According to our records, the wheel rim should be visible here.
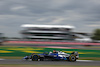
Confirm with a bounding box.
[71,56,75,61]
[32,55,38,61]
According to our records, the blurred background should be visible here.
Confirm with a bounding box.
[0,0,100,67]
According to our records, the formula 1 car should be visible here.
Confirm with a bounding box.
[22,51,79,62]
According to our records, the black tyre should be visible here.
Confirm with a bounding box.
[69,54,76,62]
[0,42,2,45]
[32,55,39,61]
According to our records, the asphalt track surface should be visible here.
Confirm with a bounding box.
[0,59,100,65]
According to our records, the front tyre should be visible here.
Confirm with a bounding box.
[32,55,39,61]
[69,54,76,62]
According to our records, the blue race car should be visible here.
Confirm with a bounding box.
[22,51,79,62]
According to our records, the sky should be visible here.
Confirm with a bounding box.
[0,0,100,37]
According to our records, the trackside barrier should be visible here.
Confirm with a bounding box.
[6,41,100,45]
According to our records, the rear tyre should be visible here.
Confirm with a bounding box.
[69,54,76,62]
[0,42,2,45]
[32,55,39,61]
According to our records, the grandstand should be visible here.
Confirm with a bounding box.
[20,24,75,41]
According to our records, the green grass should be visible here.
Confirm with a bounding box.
[0,46,100,58]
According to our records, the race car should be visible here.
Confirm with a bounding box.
[22,51,79,62]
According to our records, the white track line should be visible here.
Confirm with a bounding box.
[77,60,93,62]
[0,59,5,60]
